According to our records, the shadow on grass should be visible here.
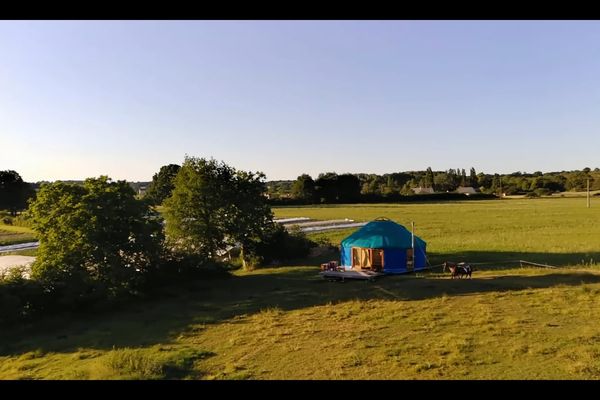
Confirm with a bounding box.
[2,250,600,358]
[427,250,600,269]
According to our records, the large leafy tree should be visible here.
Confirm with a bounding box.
[291,174,316,203]
[0,170,35,216]
[336,174,361,203]
[315,173,339,203]
[145,164,181,205]
[566,171,592,191]
[164,157,273,268]
[28,177,164,294]
[224,170,273,269]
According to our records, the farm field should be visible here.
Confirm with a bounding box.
[0,224,36,246]
[2,198,600,379]
[274,198,600,267]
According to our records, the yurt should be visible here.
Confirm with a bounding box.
[339,218,427,274]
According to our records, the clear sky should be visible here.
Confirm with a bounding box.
[1,20,600,182]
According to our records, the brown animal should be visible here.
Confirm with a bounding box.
[443,261,473,279]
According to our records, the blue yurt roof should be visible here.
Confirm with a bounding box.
[341,219,426,249]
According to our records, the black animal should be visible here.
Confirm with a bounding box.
[443,261,473,279]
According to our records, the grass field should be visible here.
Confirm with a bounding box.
[274,198,600,267]
[2,198,600,379]
[0,224,36,246]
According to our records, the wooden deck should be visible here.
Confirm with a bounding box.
[319,269,384,281]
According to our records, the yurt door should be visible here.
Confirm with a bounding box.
[371,249,384,272]
[351,247,370,270]
[406,248,414,272]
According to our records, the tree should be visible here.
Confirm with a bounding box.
[424,167,435,189]
[144,164,181,205]
[566,171,590,191]
[491,174,502,196]
[0,170,35,216]
[433,172,453,192]
[164,157,273,269]
[337,174,361,203]
[28,177,164,294]
[223,170,274,269]
[291,174,316,203]
[477,173,492,190]
[469,168,477,187]
[315,173,339,203]
[164,158,233,259]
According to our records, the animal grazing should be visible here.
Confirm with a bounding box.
[443,261,473,279]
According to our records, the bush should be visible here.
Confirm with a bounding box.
[534,188,552,196]
[146,251,230,289]
[0,270,47,325]
[251,223,316,266]
[2,217,12,225]
[525,191,540,198]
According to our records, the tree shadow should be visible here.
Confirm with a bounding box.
[2,250,600,359]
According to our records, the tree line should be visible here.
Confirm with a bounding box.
[266,167,600,203]
[3,167,599,218]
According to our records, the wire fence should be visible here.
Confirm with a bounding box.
[423,259,560,271]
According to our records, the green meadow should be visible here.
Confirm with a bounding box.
[2,197,600,379]
[275,198,600,267]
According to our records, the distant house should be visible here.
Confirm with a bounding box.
[456,186,478,195]
[138,186,147,196]
[412,187,435,194]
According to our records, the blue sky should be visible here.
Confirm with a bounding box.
[1,20,600,182]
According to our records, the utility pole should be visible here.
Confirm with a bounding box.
[411,221,415,271]
[411,221,415,253]
[587,178,591,208]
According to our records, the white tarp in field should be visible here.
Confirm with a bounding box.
[0,242,39,254]
[284,219,355,228]
[274,217,312,224]
[300,222,367,233]
[275,217,366,233]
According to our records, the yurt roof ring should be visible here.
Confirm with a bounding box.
[374,217,391,221]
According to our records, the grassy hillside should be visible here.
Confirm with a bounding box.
[2,265,600,379]
[2,198,600,379]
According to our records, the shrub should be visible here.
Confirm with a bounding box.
[146,251,230,289]
[0,270,47,325]
[250,223,315,266]
[534,188,552,196]
[2,217,13,225]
